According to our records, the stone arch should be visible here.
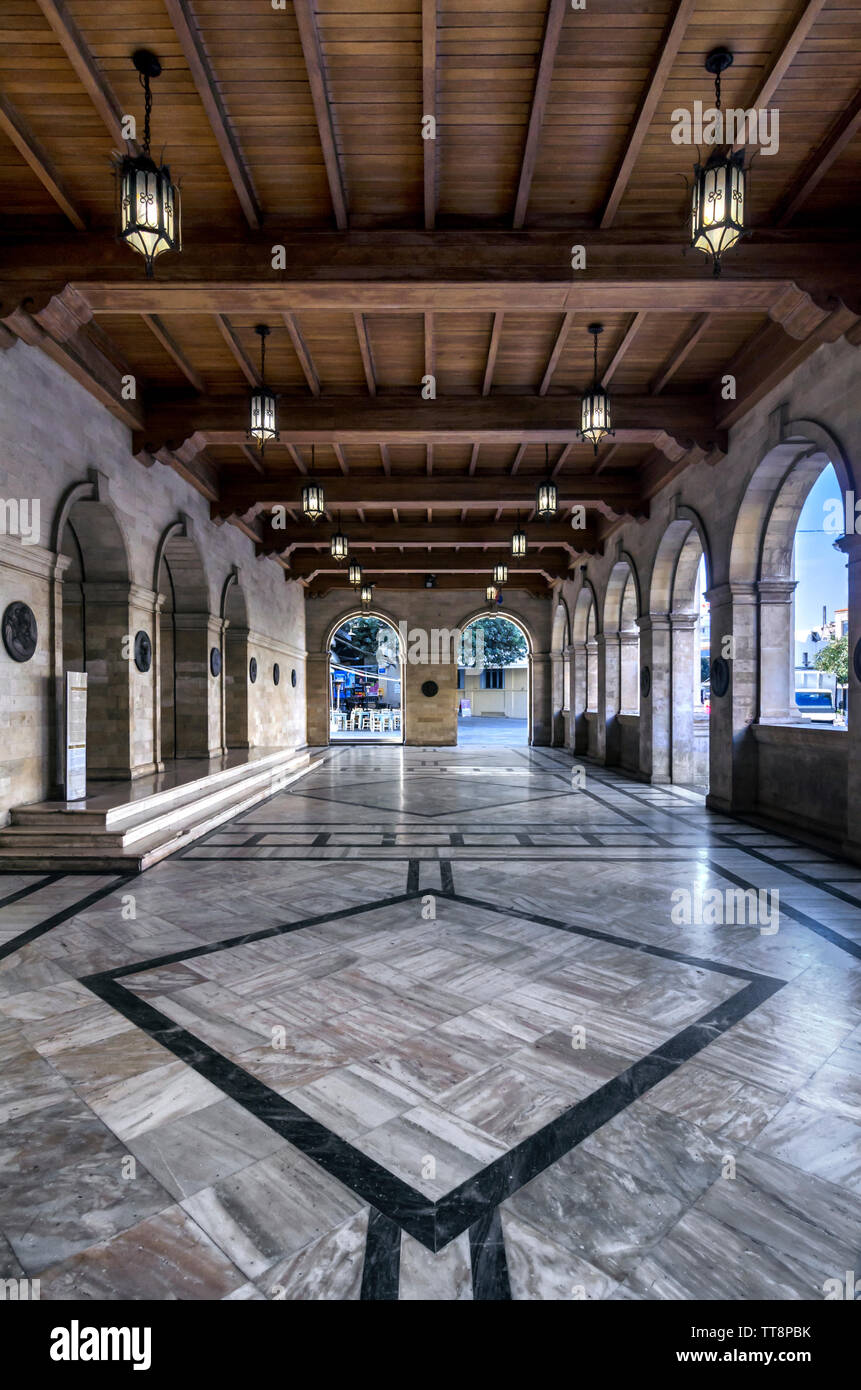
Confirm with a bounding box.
[155,520,214,760]
[600,556,641,765]
[549,598,571,745]
[222,567,250,750]
[456,606,536,743]
[570,581,598,755]
[55,479,137,781]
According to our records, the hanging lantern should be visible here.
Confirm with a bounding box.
[511,512,527,559]
[536,445,558,520]
[301,445,325,523]
[579,323,613,454]
[116,51,181,278]
[348,560,363,588]
[485,584,499,604]
[248,325,278,453]
[360,584,374,607]
[690,49,747,277]
[330,513,349,561]
[493,563,508,585]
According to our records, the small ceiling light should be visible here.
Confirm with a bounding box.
[691,49,746,277]
[301,445,325,523]
[579,324,613,455]
[536,444,558,521]
[493,563,508,585]
[424,574,437,589]
[248,325,278,453]
[348,560,363,588]
[116,50,181,278]
[360,583,374,608]
[511,512,527,559]
[330,512,349,561]
[485,584,499,605]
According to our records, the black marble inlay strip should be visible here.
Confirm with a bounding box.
[717,837,861,911]
[469,1208,511,1301]
[381,832,396,847]
[0,873,63,910]
[440,860,454,895]
[515,833,533,846]
[449,833,464,847]
[361,1209,401,1301]
[0,876,128,963]
[406,860,420,893]
[242,833,266,847]
[705,859,861,961]
[312,832,331,847]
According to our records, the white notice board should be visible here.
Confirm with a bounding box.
[65,671,87,801]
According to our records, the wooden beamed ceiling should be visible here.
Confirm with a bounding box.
[1,0,861,592]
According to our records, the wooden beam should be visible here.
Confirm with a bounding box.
[551,443,573,478]
[216,473,642,514]
[422,0,437,231]
[293,0,348,230]
[0,92,86,230]
[283,312,321,395]
[289,551,572,579]
[379,444,391,475]
[34,0,134,152]
[162,0,261,229]
[426,443,434,477]
[777,87,861,225]
[214,314,259,386]
[513,0,567,228]
[601,312,647,386]
[425,310,435,387]
[482,312,504,396]
[735,0,828,146]
[510,444,528,476]
[468,443,480,476]
[240,443,266,477]
[142,314,206,393]
[650,314,711,394]
[600,0,697,228]
[539,312,573,395]
[354,313,376,395]
[333,444,349,475]
[260,520,587,549]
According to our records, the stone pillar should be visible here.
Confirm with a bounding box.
[619,630,639,712]
[670,611,698,786]
[550,652,565,745]
[586,636,599,758]
[570,640,587,753]
[224,621,251,750]
[706,581,758,814]
[305,651,330,746]
[838,534,861,862]
[638,613,670,783]
[561,643,575,749]
[80,581,135,780]
[598,633,620,764]
[758,578,797,723]
[530,650,552,745]
[172,612,222,759]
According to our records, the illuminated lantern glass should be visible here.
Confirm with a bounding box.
[691,150,746,277]
[360,584,373,607]
[330,530,349,561]
[492,563,508,585]
[485,584,499,604]
[348,560,363,588]
[511,527,527,558]
[248,385,278,450]
[116,52,180,277]
[302,481,325,523]
[536,479,558,520]
[578,323,613,455]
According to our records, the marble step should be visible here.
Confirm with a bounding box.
[0,749,324,873]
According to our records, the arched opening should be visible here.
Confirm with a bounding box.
[602,558,640,767]
[793,462,848,725]
[550,600,570,746]
[328,613,404,743]
[157,532,212,760]
[223,576,250,749]
[457,612,530,745]
[59,498,133,780]
[571,583,597,757]
[647,514,711,789]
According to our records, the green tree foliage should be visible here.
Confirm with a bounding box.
[814,634,849,685]
[462,617,528,667]
[331,617,387,667]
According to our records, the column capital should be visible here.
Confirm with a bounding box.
[756,578,797,603]
[637,612,670,633]
[669,610,699,630]
[705,581,756,607]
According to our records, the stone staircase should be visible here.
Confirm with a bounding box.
[0,746,324,873]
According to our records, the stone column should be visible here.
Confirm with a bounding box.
[598,633,620,764]
[619,630,640,712]
[305,652,330,746]
[172,612,222,759]
[80,581,135,780]
[586,636,599,758]
[561,643,575,749]
[670,611,698,786]
[758,578,797,723]
[570,640,587,753]
[550,652,564,745]
[638,613,670,783]
[224,621,251,751]
[706,581,758,814]
[838,534,861,862]
[530,650,552,745]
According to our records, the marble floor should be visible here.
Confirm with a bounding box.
[1,742,860,1300]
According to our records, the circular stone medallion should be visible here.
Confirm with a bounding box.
[249,657,258,683]
[273,663,281,686]
[640,665,651,700]
[421,679,439,698]
[210,647,222,678]
[710,656,731,698]
[2,602,38,663]
[133,630,152,673]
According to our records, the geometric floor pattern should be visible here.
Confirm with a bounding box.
[1,743,860,1299]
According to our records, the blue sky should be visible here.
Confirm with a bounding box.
[794,463,848,637]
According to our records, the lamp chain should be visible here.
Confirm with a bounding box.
[140,72,152,156]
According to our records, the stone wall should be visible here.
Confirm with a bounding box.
[0,339,306,822]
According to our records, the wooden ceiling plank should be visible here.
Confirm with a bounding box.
[777,88,861,226]
[142,313,206,394]
[650,314,712,394]
[513,0,567,229]
[0,93,86,230]
[600,0,697,229]
[283,312,321,396]
[509,444,528,476]
[34,0,135,152]
[162,0,261,229]
[601,312,647,387]
[736,0,828,143]
[333,444,349,476]
[422,0,437,231]
[293,0,348,230]
[539,312,574,396]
